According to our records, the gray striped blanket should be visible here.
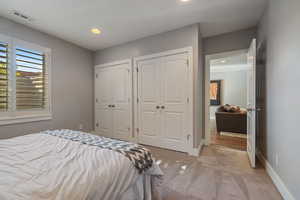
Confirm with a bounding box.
[44,129,153,174]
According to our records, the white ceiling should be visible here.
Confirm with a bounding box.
[0,0,267,51]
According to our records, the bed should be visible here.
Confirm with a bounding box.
[0,129,163,200]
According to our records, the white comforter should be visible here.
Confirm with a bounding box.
[0,133,162,200]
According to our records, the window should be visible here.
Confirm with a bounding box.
[0,34,51,125]
[0,41,8,112]
[16,47,46,110]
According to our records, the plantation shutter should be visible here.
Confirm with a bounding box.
[15,47,46,110]
[0,42,8,112]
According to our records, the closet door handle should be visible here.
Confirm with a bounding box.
[111,105,115,108]
[108,105,111,108]
[161,106,165,109]
[156,106,160,109]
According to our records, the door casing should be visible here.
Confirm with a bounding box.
[204,49,249,146]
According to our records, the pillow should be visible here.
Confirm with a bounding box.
[222,104,240,112]
[230,105,241,112]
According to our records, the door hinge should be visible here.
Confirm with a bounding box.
[187,97,189,103]
[186,59,189,66]
[187,134,191,141]
[137,98,139,103]
[136,128,139,133]
[96,122,99,127]
[95,74,98,78]
[96,98,98,103]
[136,67,139,73]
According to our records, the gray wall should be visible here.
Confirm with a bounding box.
[94,24,200,67]
[257,0,300,199]
[203,27,257,55]
[94,24,204,147]
[0,17,94,139]
[210,70,248,118]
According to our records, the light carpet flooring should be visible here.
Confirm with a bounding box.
[148,145,282,200]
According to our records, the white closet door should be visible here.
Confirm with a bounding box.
[160,54,189,152]
[137,53,189,152]
[95,67,113,137]
[112,64,132,141]
[138,59,162,146]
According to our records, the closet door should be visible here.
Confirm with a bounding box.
[160,54,189,152]
[95,67,114,137]
[138,59,162,146]
[136,53,190,152]
[112,64,132,141]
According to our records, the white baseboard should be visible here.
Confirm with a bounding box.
[257,152,295,200]
[189,140,204,156]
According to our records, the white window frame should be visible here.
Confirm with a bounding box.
[0,34,52,125]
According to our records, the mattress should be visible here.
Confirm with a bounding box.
[0,130,162,200]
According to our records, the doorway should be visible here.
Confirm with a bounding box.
[205,39,259,168]
[205,50,249,151]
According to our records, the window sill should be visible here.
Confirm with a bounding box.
[0,114,52,126]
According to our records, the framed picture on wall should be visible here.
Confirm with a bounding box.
[210,80,221,106]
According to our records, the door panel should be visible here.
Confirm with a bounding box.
[164,112,183,140]
[138,59,162,146]
[163,56,187,103]
[95,68,112,109]
[95,108,112,137]
[247,39,257,168]
[161,54,188,152]
[113,108,131,140]
[112,64,132,141]
[140,62,159,103]
[141,111,159,137]
[95,67,113,137]
[114,64,130,103]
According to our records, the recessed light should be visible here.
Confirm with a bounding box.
[91,28,101,35]
[181,0,191,2]
[221,60,227,63]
